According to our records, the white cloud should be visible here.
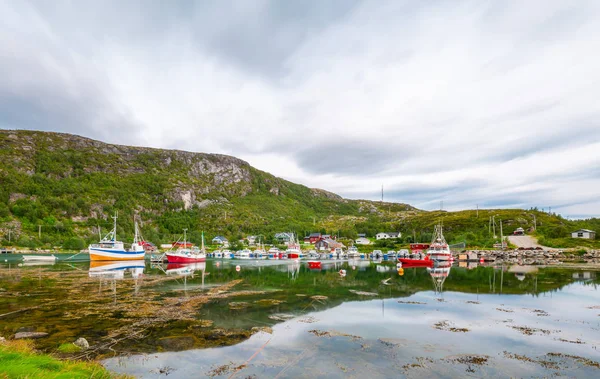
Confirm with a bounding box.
[1,0,599,217]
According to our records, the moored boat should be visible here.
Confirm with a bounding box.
[22,255,57,262]
[426,225,452,261]
[166,229,206,263]
[88,213,145,261]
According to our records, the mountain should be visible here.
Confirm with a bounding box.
[0,130,418,248]
[1,130,598,250]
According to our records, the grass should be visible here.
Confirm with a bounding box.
[0,340,130,379]
[56,343,81,354]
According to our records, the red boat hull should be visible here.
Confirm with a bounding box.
[307,261,321,269]
[166,254,206,263]
[398,258,433,267]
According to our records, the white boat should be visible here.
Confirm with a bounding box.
[306,250,320,259]
[347,246,360,259]
[22,255,57,262]
[267,247,280,259]
[427,260,452,293]
[166,230,206,263]
[372,250,384,260]
[426,225,452,261]
[213,250,224,259]
[253,239,268,259]
[88,213,145,261]
[236,249,252,259]
[222,249,234,259]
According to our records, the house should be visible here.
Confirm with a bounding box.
[172,241,193,248]
[304,233,322,244]
[246,235,257,246]
[355,237,371,245]
[357,233,367,238]
[376,232,401,240]
[315,238,345,251]
[212,236,228,245]
[571,229,596,239]
[513,227,525,235]
[275,232,294,243]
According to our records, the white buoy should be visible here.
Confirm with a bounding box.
[396,262,403,270]
[339,269,346,277]
[236,265,241,272]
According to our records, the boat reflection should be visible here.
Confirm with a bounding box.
[165,262,206,276]
[427,260,452,294]
[89,260,145,279]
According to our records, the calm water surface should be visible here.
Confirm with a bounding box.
[1,256,599,378]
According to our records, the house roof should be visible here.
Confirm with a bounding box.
[357,233,366,237]
[212,236,228,241]
[308,233,321,237]
[573,229,595,233]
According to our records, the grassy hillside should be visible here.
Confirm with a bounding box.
[0,130,598,250]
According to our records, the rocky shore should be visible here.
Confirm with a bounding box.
[456,249,600,265]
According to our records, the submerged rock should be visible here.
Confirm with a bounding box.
[74,337,89,350]
[158,336,194,351]
[14,332,48,339]
[251,326,273,334]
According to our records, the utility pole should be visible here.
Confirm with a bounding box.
[493,216,496,238]
[381,185,383,203]
[38,225,41,239]
[549,206,551,215]
[500,219,503,249]
[476,205,479,217]
[533,214,536,231]
[489,216,491,234]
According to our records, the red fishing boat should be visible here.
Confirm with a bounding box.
[166,229,206,263]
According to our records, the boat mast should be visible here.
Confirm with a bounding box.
[183,228,188,248]
[112,212,118,241]
[201,231,205,252]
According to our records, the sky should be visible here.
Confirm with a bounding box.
[1,0,599,218]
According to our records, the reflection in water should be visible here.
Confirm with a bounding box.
[427,260,451,294]
[2,258,600,378]
[89,260,145,298]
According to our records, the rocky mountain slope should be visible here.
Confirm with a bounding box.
[0,130,418,247]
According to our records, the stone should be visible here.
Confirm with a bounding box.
[14,332,48,339]
[0,337,6,343]
[74,337,89,350]
[158,336,194,351]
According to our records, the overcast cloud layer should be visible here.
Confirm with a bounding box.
[1,0,599,218]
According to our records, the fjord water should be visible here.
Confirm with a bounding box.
[1,257,599,378]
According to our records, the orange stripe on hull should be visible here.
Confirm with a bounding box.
[89,253,145,261]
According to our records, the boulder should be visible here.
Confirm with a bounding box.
[74,337,89,350]
[14,332,48,339]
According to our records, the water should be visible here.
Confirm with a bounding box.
[1,256,599,378]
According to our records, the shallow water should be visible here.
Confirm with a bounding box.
[1,256,599,378]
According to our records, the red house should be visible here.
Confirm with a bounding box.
[306,233,322,244]
[172,241,194,248]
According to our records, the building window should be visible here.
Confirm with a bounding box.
[577,233,583,237]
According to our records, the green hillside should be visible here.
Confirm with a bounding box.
[0,130,598,250]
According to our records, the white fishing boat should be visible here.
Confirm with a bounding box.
[426,225,452,261]
[22,255,57,262]
[213,250,224,259]
[165,262,206,276]
[88,213,145,261]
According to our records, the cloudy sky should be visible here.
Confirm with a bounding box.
[1,0,599,217]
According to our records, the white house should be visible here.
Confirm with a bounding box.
[246,235,257,246]
[212,236,229,245]
[355,237,371,245]
[571,229,596,239]
[376,232,401,240]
